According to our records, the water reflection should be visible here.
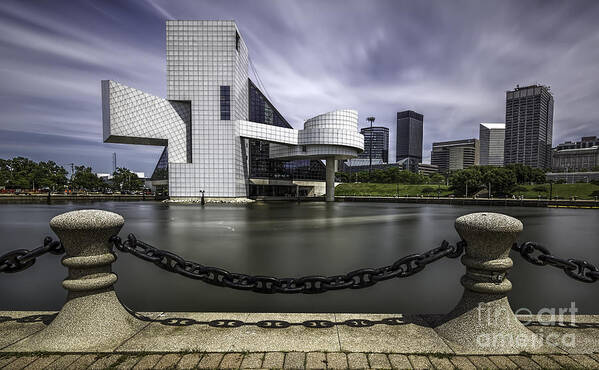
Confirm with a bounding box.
[0,201,598,314]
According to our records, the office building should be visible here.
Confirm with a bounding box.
[359,126,389,163]
[431,139,480,173]
[396,110,423,171]
[101,20,364,201]
[504,84,554,168]
[479,123,505,166]
[552,141,599,172]
[417,163,439,175]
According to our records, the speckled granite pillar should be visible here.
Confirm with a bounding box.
[435,212,553,354]
[10,210,144,352]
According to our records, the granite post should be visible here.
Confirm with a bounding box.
[435,212,552,353]
[10,210,144,352]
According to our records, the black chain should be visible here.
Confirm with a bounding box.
[0,237,64,273]
[110,234,465,294]
[513,242,599,283]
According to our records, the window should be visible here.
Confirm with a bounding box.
[235,31,240,52]
[220,85,230,120]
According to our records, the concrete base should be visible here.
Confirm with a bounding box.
[7,291,145,352]
[435,291,558,354]
[167,197,256,204]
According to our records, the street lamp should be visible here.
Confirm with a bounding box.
[366,116,375,177]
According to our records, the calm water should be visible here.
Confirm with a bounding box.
[1,201,598,314]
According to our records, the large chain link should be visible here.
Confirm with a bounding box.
[0,237,64,273]
[513,242,599,283]
[110,234,465,294]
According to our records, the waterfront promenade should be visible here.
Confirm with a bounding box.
[2,311,599,369]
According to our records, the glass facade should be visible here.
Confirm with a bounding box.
[247,79,325,181]
[220,85,230,120]
[151,147,169,180]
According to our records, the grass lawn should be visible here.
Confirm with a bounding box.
[512,183,599,200]
[335,183,452,197]
[335,182,599,200]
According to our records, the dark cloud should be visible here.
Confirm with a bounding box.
[0,0,598,170]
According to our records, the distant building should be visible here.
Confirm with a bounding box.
[552,146,599,172]
[417,163,439,175]
[359,126,389,163]
[555,136,599,150]
[396,110,423,171]
[431,139,480,173]
[479,123,505,166]
[504,84,554,168]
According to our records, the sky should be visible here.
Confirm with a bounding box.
[1,0,598,175]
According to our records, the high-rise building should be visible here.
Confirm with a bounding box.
[359,126,389,163]
[396,110,423,171]
[431,139,480,173]
[504,84,554,168]
[479,123,505,166]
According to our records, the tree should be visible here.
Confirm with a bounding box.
[481,167,517,195]
[112,168,143,191]
[428,173,445,185]
[449,167,484,196]
[71,166,105,191]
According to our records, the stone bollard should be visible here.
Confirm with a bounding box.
[435,212,553,354]
[11,210,144,352]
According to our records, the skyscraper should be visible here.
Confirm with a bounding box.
[396,110,423,171]
[504,84,554,168]
[431,139,480,173]
[359,126,389,163]
[479,123,505,166]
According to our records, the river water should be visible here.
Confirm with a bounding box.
[1,201,598,314]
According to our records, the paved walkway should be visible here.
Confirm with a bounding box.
[2,311,599,369]
[3,351,599,369]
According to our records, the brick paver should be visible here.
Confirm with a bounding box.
[570,354,599,368]
[327,352,348,369]
[177,353,203,369]
[114,355,142,369]
[306,352,326,369]
[220,353,244,369]
[240,352,264,369]
[154,353,182,369]
[467,355,498,369]
[427,356,454,370]
[2,355,38,370]
[198,353,224,369]
[284,351,306,369]
[368,353,391,369]
[488,355,518,369]
[262,352,285,368]
[508,355,541,369]
[449,356,476,370]
[529,354,561,369]
[89,354,124,369]
[67,353,101,369]
[45,354,82,370]
[23,354,60,370]
[407,355,431,369]
[348,353,370,369]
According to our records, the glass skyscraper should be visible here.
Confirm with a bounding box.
[359,126,389,163]
[396,110,423,172]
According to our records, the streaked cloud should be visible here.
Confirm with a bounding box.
[0,0,598,171]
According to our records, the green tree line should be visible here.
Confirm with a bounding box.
[336,167,445,185]
[0,157,144,192]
